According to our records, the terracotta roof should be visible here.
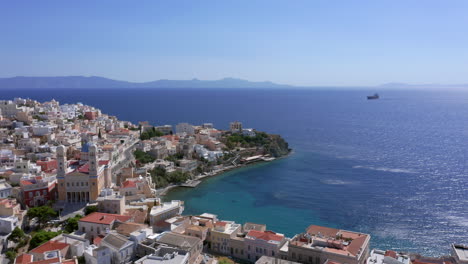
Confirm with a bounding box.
[60,260,77,264]
[306,225,339,237]
[75,160,108,174]
[79,212,131,225]
[346,235,368,256]
[15,253,33,264]
[122,180,136,188]
[385,250,398,258]
[124,208,147,224]
[215,221,227,227]
[93,235,104,245]
[115,222,146,236]
[77,163,90,173]
[21,180,33,185]
[325,260,343,264]
[247,230,284,242]
[32,257,62,264]
[30,240,69,254]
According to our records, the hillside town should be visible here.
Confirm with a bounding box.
[0,98,465,264]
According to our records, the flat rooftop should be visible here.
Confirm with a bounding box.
[453,244,468,261]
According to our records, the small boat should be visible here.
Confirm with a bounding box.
[367,93,379,100]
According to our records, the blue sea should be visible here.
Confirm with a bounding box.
[2,88,468,256]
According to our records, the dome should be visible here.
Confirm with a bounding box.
[81,142,93,153]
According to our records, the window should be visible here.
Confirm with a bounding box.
[82,227,85,232]
[292,253,296,259]
[29,192,33,198]
[67,183,70,187]
[248,245,251,251]
[272,251,275,256]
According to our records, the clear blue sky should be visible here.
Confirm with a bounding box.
[1,0,468,86]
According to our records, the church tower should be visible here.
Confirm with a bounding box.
[57,145,67,201]
[89,144,98,176]
[88,144,101,201]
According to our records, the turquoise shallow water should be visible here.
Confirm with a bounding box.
[2,88,468,256]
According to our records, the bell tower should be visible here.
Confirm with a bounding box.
[89,144,98,176]
[57,145,67,201]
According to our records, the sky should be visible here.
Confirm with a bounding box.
[1,0,468,86]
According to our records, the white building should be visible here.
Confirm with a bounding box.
[134,246,189,264]
[176,123,195,136]
[0,180,12,199]
[242,128,256,137]
[367,249,411,264]
[0,215,19,234]
[150,200,184,227]
[245,230,286,262]
[84,244,112,264]
[452,244,468,264]
[0,100,22,118]
[100,233,135,264]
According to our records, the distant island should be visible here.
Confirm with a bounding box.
[0,76,293,89]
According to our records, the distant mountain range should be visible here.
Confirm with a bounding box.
[0,76,293,89]
[1,76,467,89]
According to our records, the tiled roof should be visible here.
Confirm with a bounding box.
[93,235,104,245]
[247,230,284,242]
[215,221,227,227]
[306,225,339,237]
[74,160,109,174]
[31,257,61,264]
[385,250,398,258]
[21,180,33,185]
[115,222,146,236]
[122,180,136,188]
[15,253,33,264]
[30,240,69,254]
[79,212,131,225]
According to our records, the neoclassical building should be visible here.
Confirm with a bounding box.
[57,143,111,203]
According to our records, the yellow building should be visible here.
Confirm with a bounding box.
[57,143,111,203]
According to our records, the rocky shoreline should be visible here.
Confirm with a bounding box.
[157,150,293,197]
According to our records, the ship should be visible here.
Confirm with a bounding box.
[367,93,379,100]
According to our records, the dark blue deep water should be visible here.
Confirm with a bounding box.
[2,88,467,256]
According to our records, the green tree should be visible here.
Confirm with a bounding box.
[133,150,156,164]
[29,230,60,249]
[27,206,58,227]
[8,227,25,243]
[64,214,82,233]
[5,250,16,262]
[84,205,98,215]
